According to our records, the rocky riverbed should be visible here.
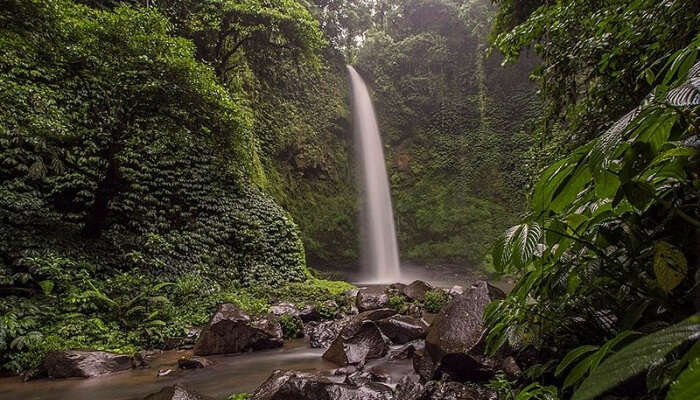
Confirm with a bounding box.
[1,279,521,400]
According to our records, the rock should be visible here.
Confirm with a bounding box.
[447,286,464,296]
[332,365,359,376]
[344,369,390,386]
[413,349,438,382]
[402,280,434,301]
[422,281,506,382]
[270,302,299,317]
[375,315,429,344]
[356,291,389,312]
[178,356,212,369]
[322,321,388,365]
[42,351,133,379]
[143,384,213,400]
[388,340,425,361]
[423,381,498,400]
[501,356,521,379]
[395,376,424,400]
[249,370,394,400]
[306,317,351,349]
[298,304,322,322]
[193,304,283,356]
[385,283,407,297]
[405,303,423,319]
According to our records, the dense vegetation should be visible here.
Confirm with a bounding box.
[485,1,699,399]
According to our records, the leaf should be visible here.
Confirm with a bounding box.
[592,168,620,199]
[572,315,700,400]
[653,241,688,293]
[667,357,700,400]
[38,280,54,296]
[556,345,599,377]
[622,181,655,211]
[564,352,596,389]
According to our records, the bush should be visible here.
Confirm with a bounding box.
[388,295,409,313]
[423,290,450,313]
[279,314,304,339]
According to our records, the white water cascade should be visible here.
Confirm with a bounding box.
[347,65,401,283]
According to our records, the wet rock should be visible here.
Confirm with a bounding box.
[405,303,423,319]
[375,314,429,344]
[423,381,498,400]
[388,340,425,361]
[344,369,390,386]
[501,356,521,379]
[178,356,212,369]
[402,280,434,301]
[306,317,352,349]
[250,370,394,400]
[299,304,322,322]
[447,286,464,296]
[193,304,283,356]
[385,283,407,297]
[423,281,506,382]
[413,349,438,382]
[395,376,424,400]
[42,351,133,378]
[322,321,388,365]
[332,365,359,376]
[270,302,299,317]
[143,384,213,400]
[356,291,389,312]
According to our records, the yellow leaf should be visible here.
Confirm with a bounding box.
[653,241,687,293]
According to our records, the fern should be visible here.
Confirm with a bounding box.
[572,315,700,400]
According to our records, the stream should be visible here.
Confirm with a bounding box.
[0,339,336,400]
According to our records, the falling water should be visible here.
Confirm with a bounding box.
[347,65,401,283]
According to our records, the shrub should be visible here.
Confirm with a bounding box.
[388,295,409,313]
[279,314,304,339]
[423,290,450,313]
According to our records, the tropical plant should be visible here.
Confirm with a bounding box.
[487,35,700,399]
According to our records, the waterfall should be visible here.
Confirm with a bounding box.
[347,65,401,283]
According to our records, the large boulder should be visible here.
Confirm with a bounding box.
[375,315,428,344]
[193,304,283,356]
[322,321,388,365]
[250,370,394,400]
[143,385,213,400]
[402,280,434,301]
[42,351,133,378]
[422,281,505,382]
[306,309,396,349]
[356,291,389,312]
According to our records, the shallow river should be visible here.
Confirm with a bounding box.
[0,339,337,400]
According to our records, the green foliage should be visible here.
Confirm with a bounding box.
[388,294,408,313]
[487,26,700,400]
[227,393,250,400]
[571,316,700,400]
[279,314,304,339]
[423,289,449,313]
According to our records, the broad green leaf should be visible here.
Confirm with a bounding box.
[556,345,599,377]
[649,147,698,167]
[564,352,596,389]
[592,168,620,198]
[667,357,700,400]
[654,241,688,293]
[572,315,700,400]
[621,181,655,211]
